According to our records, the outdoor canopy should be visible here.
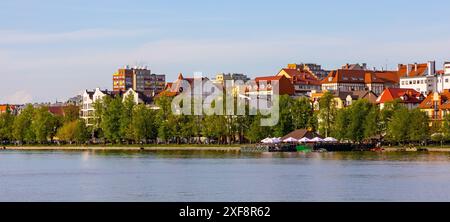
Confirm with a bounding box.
[310,137,324,142]
[283,137,298,143]
[298,137,311,143]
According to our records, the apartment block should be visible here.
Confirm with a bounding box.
[113,65,166,97]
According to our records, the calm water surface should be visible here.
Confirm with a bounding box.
[1,150,450,202]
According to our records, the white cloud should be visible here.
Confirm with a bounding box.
[0,28,152,44]
[2,90,33,104]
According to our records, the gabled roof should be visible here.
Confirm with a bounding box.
[419,90,450,110]
[48,106,65,116]
[376,88,423,104]
[322,69,401,85]
[278,69,321,85]
[281,129,321,140]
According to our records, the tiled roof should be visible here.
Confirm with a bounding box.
[398,63,428,77]
[321,69,401,85]
[419,90,450,109]
[48,106,65,116]
[376,88,423,104]
[279,69,321,85]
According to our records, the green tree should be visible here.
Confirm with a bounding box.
[380,99,402,137]
[442,114,450,141]
[347,100,372,142]
[386,107,410,145]
[202,114,227,144]
[408,109,430,144]
[271,95,294,137]
[62,105,80,123]
[120,95,135,142]
[32,107,59,144]
[364,105,380,140]
[13,105,35,144]
[332,108,350,140]
[132,105,158,143]
[0,105,15,142]
[246,114,271,143]
[101,96,124,143]
[74,119,89,144]
[292,97,316,130]
[318,91,337,137]
[57,121,77,143]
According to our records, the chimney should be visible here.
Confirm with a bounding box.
[398,64,403,71]
[428,61,436,76]
[362,63,367,70]
[414,63,418,72]
[406,64,412,77]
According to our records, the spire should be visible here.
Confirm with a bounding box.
[178,73,184,80]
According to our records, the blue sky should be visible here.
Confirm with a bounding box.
[1,0,450,103]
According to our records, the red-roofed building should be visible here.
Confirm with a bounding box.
[376,88,424,110]
[47,106,65,116]
[321,68,400,95]
[277,67,321,95]
[246,75,295,96]
[0,105,18,115]
[398,61,438,95]
[156,73,212,98]
[419,90,450,122]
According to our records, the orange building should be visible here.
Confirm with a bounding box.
[419,90,450,122]
[376,88,424,110]
[246,75,295,96]
[321,69,400,95]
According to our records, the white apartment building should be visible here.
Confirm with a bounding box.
[399,61,438,95]
[81,88,110,126]
[81,88,152,126]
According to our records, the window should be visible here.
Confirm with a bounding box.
[446,79,449,83]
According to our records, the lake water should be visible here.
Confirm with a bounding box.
[1,150,450,202]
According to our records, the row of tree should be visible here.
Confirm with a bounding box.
[0,94,317,145]
[90,94,317,144]
[0,104,85,144]
[317,91,446,145]
[1,91,448,145]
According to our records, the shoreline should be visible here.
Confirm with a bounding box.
[2,146,450,152]
[382,147,450,152]
[1,146,241,152]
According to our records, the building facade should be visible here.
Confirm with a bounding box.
[399,61,437,95]
[419,90,450,123]
[321,69,400,96]
[286,63,329,80]
[213,73,250,84]
[376,88,424,110]
[113,66,166,97]
[277,66,321,96]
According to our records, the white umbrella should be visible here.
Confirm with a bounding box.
[271,137,282,143]
[261,138,272,143]
[310,137,324,142]
[323,137,338,142]
[283,137,298,143]
[298,137,311,143]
